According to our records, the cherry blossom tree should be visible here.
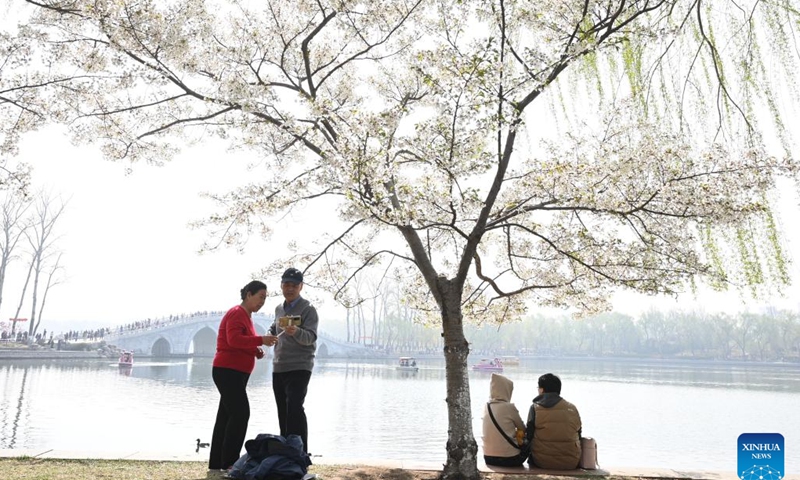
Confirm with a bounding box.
[0,16,38,190]
[3,1,800,478]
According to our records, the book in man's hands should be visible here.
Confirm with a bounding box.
[278,315,302,327]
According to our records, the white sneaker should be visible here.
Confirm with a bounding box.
[302,474,317,480]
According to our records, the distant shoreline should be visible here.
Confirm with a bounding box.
[0,348,109,360]
[2,346,800,368]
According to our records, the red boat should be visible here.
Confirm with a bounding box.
[471,357,503,372]
[118,351,134,367]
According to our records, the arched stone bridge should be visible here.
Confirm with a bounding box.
[104,312,375,358]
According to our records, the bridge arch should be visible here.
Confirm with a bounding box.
[191,327,217,356]
[152,337,172,357]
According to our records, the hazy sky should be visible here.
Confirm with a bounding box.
[3,133,800,333]
[3,127,312,331]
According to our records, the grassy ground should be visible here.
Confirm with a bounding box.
[0,457,663,480]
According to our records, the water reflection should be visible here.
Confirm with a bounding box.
[315,360,446,381]
[7,368,27,448]
[0,356,798,470]
[516,357,800,392]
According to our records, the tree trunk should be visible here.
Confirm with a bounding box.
[439,280,479,480]
[28,261,41,340]
[346,308,351,343]
[360,306,367,345]
[33,258,60,339]
[371,295,377,346]
[356,305,362,344]
[11,258,34,336]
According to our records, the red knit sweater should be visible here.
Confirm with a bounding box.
[212,305,263,374]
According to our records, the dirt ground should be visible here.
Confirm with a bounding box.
[313,466,442,479]
[312,465,617,480]
[0,457,661,480]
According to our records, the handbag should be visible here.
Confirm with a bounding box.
[579,436,598,469]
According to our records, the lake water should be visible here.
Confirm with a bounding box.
[1,356,798,473]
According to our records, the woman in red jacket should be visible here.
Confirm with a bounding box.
[209,280,270,471]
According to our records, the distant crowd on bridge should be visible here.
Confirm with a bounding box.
[1,328,107,347]
[0,311,277,348]
[110,311,245,336]
[1,311,235,347]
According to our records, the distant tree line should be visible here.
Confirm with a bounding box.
[337,279,800,362]
[339,279,444,354]
[465,309,800,362]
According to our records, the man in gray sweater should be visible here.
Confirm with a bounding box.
[264,267,319,453]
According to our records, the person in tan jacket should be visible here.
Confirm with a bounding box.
[526,373,582,470]
[481,373,528,467]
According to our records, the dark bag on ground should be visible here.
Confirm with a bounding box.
[579,437,598,469]
[228,433,312,480]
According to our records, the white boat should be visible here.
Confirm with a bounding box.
[396,356,419,372]
[500,355,520,366]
